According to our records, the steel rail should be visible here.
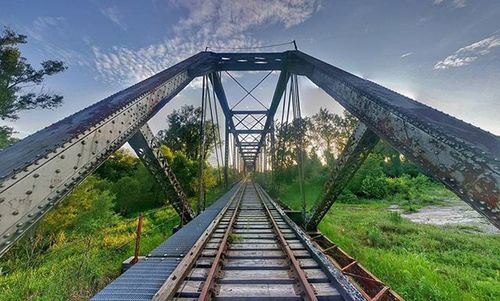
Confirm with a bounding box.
[253,183,318,301]
[197,184,245,300]
[152,183,244,301]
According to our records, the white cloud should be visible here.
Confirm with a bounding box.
[171,0,321,39]
[434,34,500,69]
[433,0,467,8]
[26,16,91,67]
[92,35,260,85]
[100,6,127,30]
[92,0,321,85]
[33,16,65,29]
[401,52,413,58]
[29,16,65,40]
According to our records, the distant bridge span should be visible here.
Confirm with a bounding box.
[0,49,498,300]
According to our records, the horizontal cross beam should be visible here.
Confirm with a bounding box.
[231,110,269,115]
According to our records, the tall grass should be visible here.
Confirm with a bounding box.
[275,178,500,301]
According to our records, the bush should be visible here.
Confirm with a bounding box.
[338,190,359,203]
[348,153,386,195]
[361,175,388,199]
[386,174,432,201]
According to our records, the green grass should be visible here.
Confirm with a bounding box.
[0,207,180,301]
[0,182,229,301]
[274,179,500,301]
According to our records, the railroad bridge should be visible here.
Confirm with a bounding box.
[0,49,498,301]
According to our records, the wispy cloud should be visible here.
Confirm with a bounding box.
[92,0,322,85]
[92,35,260,84]
[100,6,127,30]
[434,34,500,69]
[26,16,91,67]
[433,0,467,8]
[401,52,413,58]
[29,16,65,40]
[33,16,65,30]
[171,0,321,39]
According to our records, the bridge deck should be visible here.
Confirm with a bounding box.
[93,182,364,301]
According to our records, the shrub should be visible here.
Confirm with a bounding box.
[338,190,359,203]
[361,175,388,199]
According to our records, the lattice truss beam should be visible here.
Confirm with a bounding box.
[0,50,498,256]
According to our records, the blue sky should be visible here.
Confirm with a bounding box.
[1,0,499,138]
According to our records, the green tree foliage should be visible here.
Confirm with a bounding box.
[310,109,357,155]
[0,27,66,120]
[310,108,358,160]
[94,149,165,215]
[94,149,139,181]
[160,145,199,196]
[157,105,217,161]
[0,125,18,149]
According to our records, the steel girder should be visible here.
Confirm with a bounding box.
[253,71,291,160]
[0,52,210,255]
[305,123,380,230]
[287,51,500,228]
[1,49,498,257]
[128,124,194,223]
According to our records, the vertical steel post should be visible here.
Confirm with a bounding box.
[131,213,144,264]
[224,119,229,188]
[271,121,276,191]
[198,75,207,214]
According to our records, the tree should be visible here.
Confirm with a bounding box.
[330,110,358,155]
[310,108,358,163]
[157,105,217,161]
[0,27,66,120]
[310,108,337,162]
[0,125,18,149]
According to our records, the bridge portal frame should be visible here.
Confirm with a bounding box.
[0,50,498,257]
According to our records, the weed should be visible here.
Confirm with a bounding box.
[388,211,403,224]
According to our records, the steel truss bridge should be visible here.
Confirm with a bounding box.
[0,50,498,301]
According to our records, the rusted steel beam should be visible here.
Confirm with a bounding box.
[254,182,318,301]
[0,52,209,256]
[306,123,379,230]
[309,232,404,301]
[290,51,500,228]
[128,124,194,223]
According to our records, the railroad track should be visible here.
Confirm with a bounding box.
[154,181,349,300]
